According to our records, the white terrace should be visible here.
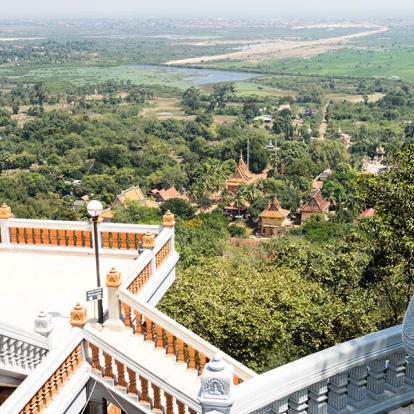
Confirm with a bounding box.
[1,202,414,414]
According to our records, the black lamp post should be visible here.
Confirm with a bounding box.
[87,200,104,324]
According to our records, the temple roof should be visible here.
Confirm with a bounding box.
[259,199,290,219]
[301,191,330,213]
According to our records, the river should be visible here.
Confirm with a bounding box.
[125,64,259,85]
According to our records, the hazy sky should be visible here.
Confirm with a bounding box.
[2,0,414,18]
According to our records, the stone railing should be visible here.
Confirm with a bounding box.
[0,321,49,375]
[0,203,160,255]
[84,325,200,413]
[231,325,414,414]
[0,330,87,414]
[119,283,256,384]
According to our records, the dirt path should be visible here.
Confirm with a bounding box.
[165,26,388,65]
[318,102,330,139]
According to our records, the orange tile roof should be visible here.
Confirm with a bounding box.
[259,199,290,218]
[302,191,330,213]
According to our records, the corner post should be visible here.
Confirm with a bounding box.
[162,210,176,255]
[0,203,13,245]
[70,303,88,328]
[143,231,156,275]
[199,354,234,414]
[103,267,125,331]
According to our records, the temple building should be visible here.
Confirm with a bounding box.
[225,153,267,194]
[1,201,414,414]
[259,198,291,236]
[300,190,330,222]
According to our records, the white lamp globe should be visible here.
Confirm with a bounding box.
[87,200,103,218]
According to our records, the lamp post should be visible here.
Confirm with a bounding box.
[87,200,104,324]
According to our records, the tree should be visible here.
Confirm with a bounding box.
[161,198,195,220]
[357,144,414,324]
[182,87,202,113]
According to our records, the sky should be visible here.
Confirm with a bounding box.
[2,0,414,18]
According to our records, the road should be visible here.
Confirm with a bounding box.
[166,25,389,65]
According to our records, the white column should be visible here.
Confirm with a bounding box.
[199,354,234,414]
[103,268,125,331]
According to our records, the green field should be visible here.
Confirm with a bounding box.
[208,47,414,82]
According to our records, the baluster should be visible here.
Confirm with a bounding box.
[139,376,149,403]
[115,360,126,387]
[26,228,34,244]
[75,230,83,247]
[122,304,132,328]
[152,384,162,411]
[233,375,240,385]
[120,233,128,249]
[199,353,207,374]
[308,380,328,414]
[134,310,143,335]
[84,230,92,248]
[127,368,137,395]
[58,229,66,246]
[289,389,309,414]
[113,232,120,248]
[166,333,175,356]
[10,227,17,243]
[90,343,101,370]
[367,358,386,400]
[66,230,75,246]
[268,397,289,414]
[177,339,185,363]
[188,346,196,369]
[34,228,42,245]
[165,392,174,414]
[102,232,110,248]
[348,366,368,408]
[50,229,58,245]
[42,228,50,245]
[386,350,407,393]
[155,324,164,348]
[145,318,154,341]
[103,352,113,378]
[177,400,185,414]
[405,356,414,386]
[328,373,348,414]
[0,336,8,365]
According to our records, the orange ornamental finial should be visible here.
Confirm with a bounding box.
[0,203,12,219]
[70,303,87,328]
[143,232,156,249]
[163,210,175,228]
[106,267,121,288]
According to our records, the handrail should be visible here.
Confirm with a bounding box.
[118,287,256,382]
[83,325,201,412]
[0,329,84,414]
[231,325,403,414]
[0,320,49,351]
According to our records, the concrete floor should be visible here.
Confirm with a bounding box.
[0,249,136,333]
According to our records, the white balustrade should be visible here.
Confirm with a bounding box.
[0,321,49,374]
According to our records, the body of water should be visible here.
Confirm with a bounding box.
[126,64,259,85]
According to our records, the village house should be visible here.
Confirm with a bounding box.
[300,190,330,223]
[101,185,159,222]
[150,187,188,203]
[225,153,267,194]
[259,198,291,237]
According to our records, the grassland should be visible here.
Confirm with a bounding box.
[206,47,414,82]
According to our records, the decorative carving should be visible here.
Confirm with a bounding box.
[142,232,155,249]
[34,311,53,337]
[106,267,121,288]
[199,354,233,409]
[163,210,176,228]
[70,303,87,328]
[202,378,225,395]
[0,203,12,219]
